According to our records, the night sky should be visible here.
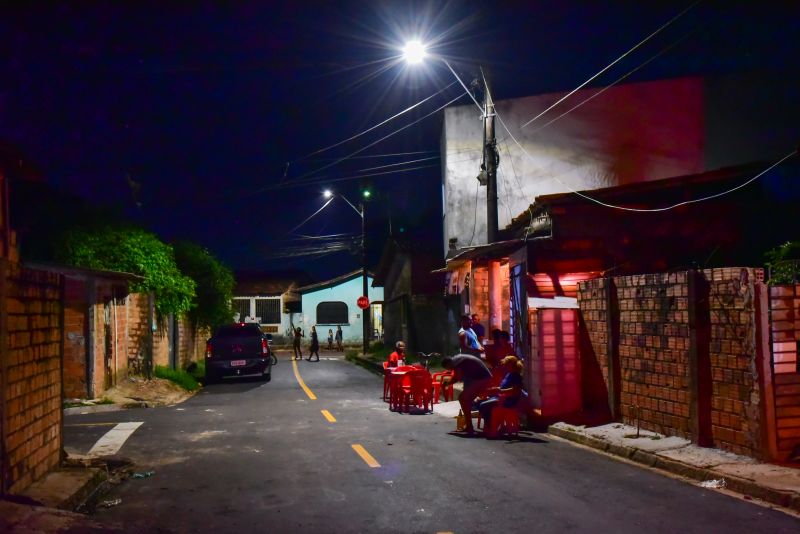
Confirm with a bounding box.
[2,1,798,280]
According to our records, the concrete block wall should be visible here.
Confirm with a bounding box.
[2,264,63,494]
[578,268,765,458]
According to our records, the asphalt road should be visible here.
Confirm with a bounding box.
[64,350,800,533]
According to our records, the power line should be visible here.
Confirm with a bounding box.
[291,81,458,164]
[264,163,440,192]
[497,107,798,212]
[519,0,701,129]
[526,25,700,137]
[286,196,335,235]
[443,59,483,113]
[278,91,467,186]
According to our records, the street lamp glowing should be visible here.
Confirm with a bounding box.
[362,189,372,199]
[402,40,427,64]
[323,189,333,199]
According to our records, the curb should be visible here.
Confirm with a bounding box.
[63,401,148,416]
[547,425,800,513]
[348,354,384,376]
[62,468,108,511]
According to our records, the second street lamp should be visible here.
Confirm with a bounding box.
[323,189,371,356]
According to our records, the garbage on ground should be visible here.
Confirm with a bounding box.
[132,470,155,479]
[699,479,726,489]
[100,498,122,508]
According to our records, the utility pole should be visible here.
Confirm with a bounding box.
[482,72,502,332]
[483,73,498,244]
[361,201,369,356]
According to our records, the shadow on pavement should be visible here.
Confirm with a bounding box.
[447,431,548,444]
[199,377,267,395]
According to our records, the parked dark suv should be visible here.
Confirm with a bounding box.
[205,323,273,383]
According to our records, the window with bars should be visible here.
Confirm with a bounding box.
[317,301,348,325]
[255,298,281,324]
[232,298,250,320]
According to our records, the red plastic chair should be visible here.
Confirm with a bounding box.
[484,406,520,438]
[397,369,433,413]
[383,362,392,401]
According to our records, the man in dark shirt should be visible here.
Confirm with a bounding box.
[470,313,485,345]
[442,354,492,434]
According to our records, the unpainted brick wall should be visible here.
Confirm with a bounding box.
[470,266,489,328]
[3,264,63,494]
[177,320,210,369]
[578,268,764,458]
[62,279,88,399]
[615,272,692,439]
[578,278,610,386]
[704,267,761,457]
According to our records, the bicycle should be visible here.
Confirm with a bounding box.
[416,352,441,371]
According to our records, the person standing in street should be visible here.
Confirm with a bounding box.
[307,325,320,361]
[335,325,343,351]
[292,327,304,360]
[327,329,334,350]
[442,353,492,434]
[458,315,485,358]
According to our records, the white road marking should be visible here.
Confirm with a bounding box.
[87,422,143,457]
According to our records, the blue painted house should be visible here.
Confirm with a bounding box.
[296,270,384,344]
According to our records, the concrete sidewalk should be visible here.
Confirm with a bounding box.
[549,422,800,513]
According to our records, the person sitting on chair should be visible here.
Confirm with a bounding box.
[477,355,527,435]
[387,341,406,368]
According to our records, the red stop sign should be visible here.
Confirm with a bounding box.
[357,296,370,310]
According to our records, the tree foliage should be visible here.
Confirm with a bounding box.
[61,226,196,317]
[173,241,235,329]
[765,241,800,285]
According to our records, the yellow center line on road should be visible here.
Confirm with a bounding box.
[351,444,381,468]
[321,409,337,423]
[64,422,119,427]
[292,358,317,400]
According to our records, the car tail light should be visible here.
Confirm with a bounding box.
[206,341,213,359]
[261,338,269,355]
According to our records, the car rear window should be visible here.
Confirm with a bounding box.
[215,324,263,338]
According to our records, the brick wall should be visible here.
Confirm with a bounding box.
[578,268,765,458]
[62,279,88,398]
[470,266,489,327]
[177,320,210,369]
[616,272,692,440]
[2,263,63,494]
[705,267,762,456]
[578,278,610,386]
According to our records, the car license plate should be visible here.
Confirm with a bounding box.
[230,360,246,367]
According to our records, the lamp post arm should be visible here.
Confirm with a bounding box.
[337,194,364,219]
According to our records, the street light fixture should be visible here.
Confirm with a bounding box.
[402,39,428,64]
[323,190,370,356]
[402,40,503,336]
[402,40,499,244]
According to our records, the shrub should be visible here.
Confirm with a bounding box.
[154,365,201,392]
[62,227,195,317]
[173,242,235,329]
[765,241,800,285]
